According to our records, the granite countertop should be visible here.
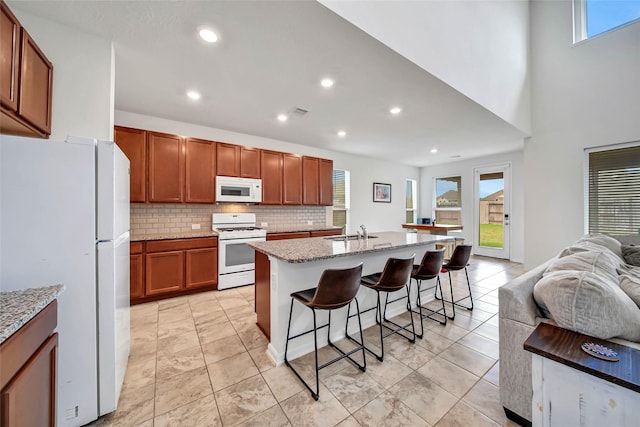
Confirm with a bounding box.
[0,284,65,344]
[131,230,219,241]
[265,225,342,233]
[249,231,453,263]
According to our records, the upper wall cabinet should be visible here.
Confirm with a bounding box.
[217,143,261,179]
[302,156,319,205]
[1,1,53,138]
[184,138,216,203]
[147,132,184,203]
[114,126,147,202]
[319,159,334,206]
[261,150,283,205]
[283,153,303,205]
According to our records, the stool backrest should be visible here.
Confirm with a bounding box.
[444,244,472,270]
[311,263,363,309]
[375,255,415,292]
[413,249,445,280]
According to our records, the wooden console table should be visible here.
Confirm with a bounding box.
[401,223,463,235]
[524,323,640,427]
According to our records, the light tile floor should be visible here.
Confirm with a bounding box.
[90,256,526,427]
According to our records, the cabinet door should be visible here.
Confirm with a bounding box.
[114,126,147,202]
[302,156,319,205]
[260,150,283,205]
[267,232,310,240]
[282,153,302,205]
[310,229,342,237]
[185,138,216,203]
[130,253,144,300]
[216,142,240,177]
[17,28,53,135]
[319,159,334,206]
[147,132,183,203]
[185,247,218,289]
[1,333,57,427]
[240,146,261,178]
[145,251,184,295]
[0,2,20,112]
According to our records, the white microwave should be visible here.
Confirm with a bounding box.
[216,176,262,203]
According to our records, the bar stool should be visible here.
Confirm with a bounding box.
[284,263,365,401]
[346,255,415,362]
[436,244,473,319]
[410,249,447,334]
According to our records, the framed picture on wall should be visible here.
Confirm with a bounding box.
[373,182,391,203]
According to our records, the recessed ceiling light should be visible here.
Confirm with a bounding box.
[199,28,218,43]
[337,130,346,137]
[277,114,288,122]
[389,106,402,115]
[321,78,334,88]
[187,90,201,100]
[430,148,438,154]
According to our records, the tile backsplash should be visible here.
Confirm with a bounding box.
[130,203,330,235]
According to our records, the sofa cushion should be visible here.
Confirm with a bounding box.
[544,250,620,283]
[622,244,640,266]
[618,264,640,308]
[574,234,623,258]
[533,270,640,341]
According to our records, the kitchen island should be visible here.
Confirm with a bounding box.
[249,231,454,364]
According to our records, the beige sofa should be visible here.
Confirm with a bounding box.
[498,234,640,426]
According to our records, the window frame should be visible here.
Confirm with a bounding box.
[332,169,350,233]
[573,0,640,43]
[434,175,462,225]
[405,178,417,224]
[584,141,640,235]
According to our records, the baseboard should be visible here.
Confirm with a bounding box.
[503,407,531,427]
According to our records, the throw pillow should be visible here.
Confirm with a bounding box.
[533,270,640,341]
[622,244,640,266]
[574,234,623,258]
[544,250,619,283]
[618,264,640,308]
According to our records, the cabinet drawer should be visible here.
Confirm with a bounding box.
[130,241,143,254]
[146,237,217,253]
[310,229,342,237]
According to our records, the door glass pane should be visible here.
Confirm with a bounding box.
[224,242,254,267]
[478,173,504,248]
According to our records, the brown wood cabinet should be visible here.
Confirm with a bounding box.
[132,237,218,304]
[309,229,342,237]
[260,150,283,205]
[267,231,310,240]
[184,138,216,203]
[0,1,53,138]
[114,126,147,202]
[282,153,302,205]
[240,146,261,178]
[319,159,334,206]
[302,156,319,205]
[147,132,184,203]
[216,142,240,177]
[130,242,144,299]
[0,300,57,427]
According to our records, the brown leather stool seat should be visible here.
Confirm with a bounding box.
[410,249,447,334]
[436,244,473,319]
[346,255,415,362]
[284,263,365,401]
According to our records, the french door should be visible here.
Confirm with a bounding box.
[473,163,510,259]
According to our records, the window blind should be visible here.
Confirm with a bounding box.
[588,145,640,235]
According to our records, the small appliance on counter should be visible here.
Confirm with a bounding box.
[213,213,266,290]
[1,135,130,426]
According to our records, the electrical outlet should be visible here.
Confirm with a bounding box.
[191,224,201,230]
[261,222,268,227]
[307,220,313,225]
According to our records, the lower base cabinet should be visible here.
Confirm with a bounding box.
[0,301,58,427]
[130,237,218,304]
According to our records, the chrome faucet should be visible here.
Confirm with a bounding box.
[360,224,368,239]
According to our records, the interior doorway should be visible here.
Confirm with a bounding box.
[474,163,510,259]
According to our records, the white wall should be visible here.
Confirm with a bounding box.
[11,8,114,141]
[525,0,640,268]
[319,0,531,135]
[116,110,420,234]
[420,150,525,263]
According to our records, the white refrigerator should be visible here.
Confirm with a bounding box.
[0,135,131,426]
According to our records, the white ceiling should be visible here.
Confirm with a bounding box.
[10,0,527,167]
